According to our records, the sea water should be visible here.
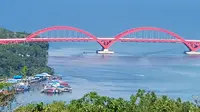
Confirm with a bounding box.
[2,42,200,111]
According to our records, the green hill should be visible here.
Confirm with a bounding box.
[0,28,54,77]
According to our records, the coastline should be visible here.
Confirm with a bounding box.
[0,27,55,111]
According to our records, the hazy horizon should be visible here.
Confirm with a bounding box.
[0,0,200,39]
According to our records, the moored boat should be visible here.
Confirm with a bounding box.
[57,85,72,92]
[41,87,61,93]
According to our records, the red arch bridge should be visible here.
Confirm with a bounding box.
[0,26,200,55]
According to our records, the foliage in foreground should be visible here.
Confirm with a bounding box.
[0,92,14,106]
[15,89,200,112]
[0,28,54,77]
[0,82,15,106]
[0,82,12,89]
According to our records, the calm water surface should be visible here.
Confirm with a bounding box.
[2,42,200,111]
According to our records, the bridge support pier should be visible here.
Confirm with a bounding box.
[96,49,114,54]
[185,51,200,55]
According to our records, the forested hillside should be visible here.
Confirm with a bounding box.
[0,28,54,77]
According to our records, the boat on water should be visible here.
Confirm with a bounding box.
[41,87,61,93]
[42,79,72,93]
[15,82,30,92]
[50,75,62,80]
[15,85,30,92]
[56,85,72,92]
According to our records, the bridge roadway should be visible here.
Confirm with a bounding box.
[0,38,200,55]
[0,38,200,43]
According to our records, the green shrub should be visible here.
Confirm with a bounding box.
[15,89,200,112]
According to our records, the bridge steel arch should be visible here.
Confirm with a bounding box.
[26,25,98,41]
[113,27,197,51]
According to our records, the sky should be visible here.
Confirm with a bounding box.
[0,0,200,39]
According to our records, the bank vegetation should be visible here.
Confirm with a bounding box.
[0,28,54,77]
[15,89,200,112]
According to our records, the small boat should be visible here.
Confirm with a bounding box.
[41,88,61,93]
[51,76,62,80]
[65,87,72,92]
[16,85,30,92]
[57,85,72,92]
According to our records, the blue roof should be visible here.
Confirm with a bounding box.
[13,75,22,79]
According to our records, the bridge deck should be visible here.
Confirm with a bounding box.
[0,38,199,43]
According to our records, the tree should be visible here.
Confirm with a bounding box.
[14,90,200,112]
[0,28,54,77]
[0,82,12,90]
[21,66,28,77]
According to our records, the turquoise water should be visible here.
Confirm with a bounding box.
[2,42,200,111]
